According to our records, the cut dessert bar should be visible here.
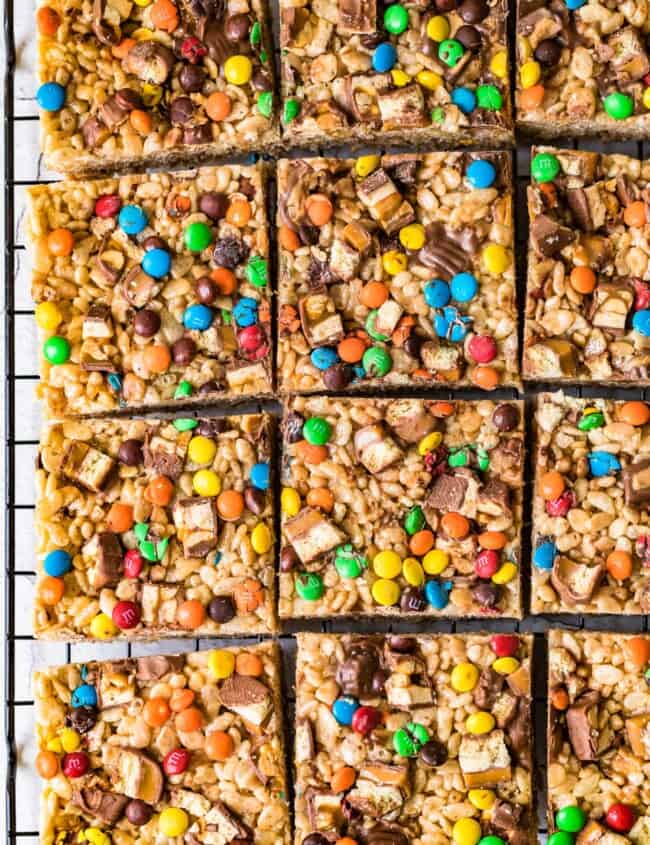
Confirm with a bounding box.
[34,413,276,639]
[277,152,518,394]
[34,643,290,845]
[280,396,524,619]
[279,0,513,148]
[295,632,535,845]
[35,0,277,174]
[28,165,271,418]
[547,630,650,843]
[532,392,650,615]
[516,0,650,140]
[523,147,650,384]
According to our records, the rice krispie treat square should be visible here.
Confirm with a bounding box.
[35,0,277,174]
[280,397,524,619]
[34,413,276,639]
[516,0,650,140]
[279,0,513,148]
[523,147,650,385]
[34,643,290,845]
[532,392,650,615]
[28,165,271,418]
[295,632,535,845]
[277,152,518,394]
[547,629,650,844]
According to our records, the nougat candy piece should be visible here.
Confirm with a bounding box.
[458,731,512,787]
[285,508,346,565]
[353,424,403,475]
[60,442,115,492]
[356,169,415,234]
[299,293,345,348]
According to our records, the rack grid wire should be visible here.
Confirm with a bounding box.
[5,4,650,840]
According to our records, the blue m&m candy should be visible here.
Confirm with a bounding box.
[311,347,339,370]
[451,87,476,114]
[435,307,471,342]
[467,159,496,189]
[141,248,171,279]
[71,683,97,708]
[424,279,451,309]
[565,0,586,8]
[37,82,65,111]
[44,549,71,577]
[183,304,213,331]
[450,272,478,303]
[372,43,397,72]
[250,462,270,491]
[633,309,650,336]
[425,579,451,609]
[588,451,621,478]
[534,540,556,570]
[118,205,148,235]
[233,297,258,327]
[332,696,359,725]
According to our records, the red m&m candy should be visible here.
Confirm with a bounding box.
[62,751,89,778]
[112,600,141,630]
[163,748,190,776]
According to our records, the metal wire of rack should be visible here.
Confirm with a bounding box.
[4,4,650,840]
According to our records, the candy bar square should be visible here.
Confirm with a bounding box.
[523,147,650,385]
[36,0,277,174]
[277,152,519,394]
[34,643,290,844]
[295,632,535,845]
[279,0,513,148]
[532,392,650,615]
[547,629,650,842]
[279,396,524,619]
[28,165,272,418]
[516,1,650,139]
[34,413,276,639]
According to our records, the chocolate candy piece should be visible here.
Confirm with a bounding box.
[183,123,212,145]
[337,647,380,697]
[401,586,427,612]
[196,276,218,304]
[458,0,488,22]
[115,88,142,110]
[170,96,195,125]
[213,236,249,268]
[322,363,352,390]
[225,13,250,41]
[143,235,166,252]
[207,595,236,623]
[198,379,224,395]
[456,24,480,50]
[200,192,229,220]
[280,546,299,572]
[134,309,161,337]
[197,418,227,436]
[492,403,520,431]
[251,70,272,91]
[179,64,205,93]
[420,738,448,766]
[125,799,153,827]
[472,581,502,608]
[118,438,144,466]
[388,635,416,653]
[403,335,422,359]
[66,705,97,734]
[535,38,562,66]
[171,337,197,365]
[284,411,305,443]
[244,485,266,514]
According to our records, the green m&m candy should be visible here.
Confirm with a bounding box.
[384,3,409,34]
[257,91,273,118]
[174,380,193,399]
[245,255,268,287]
[555,806,586,834]
[295,572,324,601]
[174,418,199,431]
[431,106,445,123]
[184,221,212,253]
[283,98,300,124]
[363,345,392,378]
[439,39,464,67]
[478,838,505,845]
[303,416,332,446]
[548,834,574,845]
[393,722,429,757]
[448,448,469,468]
[250,20,261,45]
[476,84,503,110]
[578,410,604,431]
[334,544,366,578]
[365,310,390,342]
[43,335,70,365]
[476,446,490,471]
[603,91,633,121]
[404,505,425,536]
[532,152,560,183]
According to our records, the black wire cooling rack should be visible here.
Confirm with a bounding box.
[4,4,650,839]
